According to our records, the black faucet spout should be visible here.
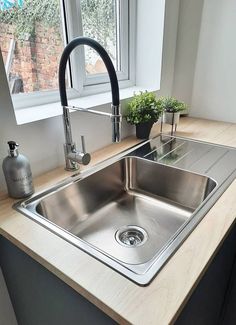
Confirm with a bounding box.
[59,37,120,107]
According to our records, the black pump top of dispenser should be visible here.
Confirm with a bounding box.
[7,141,19,157]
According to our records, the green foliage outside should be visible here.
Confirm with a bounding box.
[81,0,116,54]
[125,91,163,125]
[0,0,61,40]
[158,97,187,113]
[0,0,116,56]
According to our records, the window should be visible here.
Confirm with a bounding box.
[64,0,133,96]
[0,0,134,109]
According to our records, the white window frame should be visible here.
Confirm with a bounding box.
[11,0,136,110]
[65,0,135,96]
[81,1,129,86]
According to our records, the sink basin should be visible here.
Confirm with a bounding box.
[36,157,216,266]
[17,151,216,284]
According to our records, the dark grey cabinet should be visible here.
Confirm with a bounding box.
[0,237,116,325]
[176,223,236,325]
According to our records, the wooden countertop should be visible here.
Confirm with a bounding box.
[1,117,236,324]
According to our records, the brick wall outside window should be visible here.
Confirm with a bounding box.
[0,22,64,93]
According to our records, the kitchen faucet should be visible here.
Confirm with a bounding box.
[59,37,122,171]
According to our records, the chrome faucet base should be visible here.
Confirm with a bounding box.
[65,163,79,172]
[64,143,80,171]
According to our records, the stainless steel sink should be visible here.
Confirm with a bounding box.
[15,135,236,285]
[35,156,216,265]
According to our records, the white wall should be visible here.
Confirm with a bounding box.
[136,0,165,89]
[190,0,236,122]
[0,0,180,192]
[0,268,18,325]
[157,0,180,97]
[172,0,204,106]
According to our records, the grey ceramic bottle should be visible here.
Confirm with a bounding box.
[2,141,34,199]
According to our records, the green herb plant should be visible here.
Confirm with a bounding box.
[125,91,163,125]
[158,97,187,113]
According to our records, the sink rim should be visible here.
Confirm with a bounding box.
[14,135,236,286]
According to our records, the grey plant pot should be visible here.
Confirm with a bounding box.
[136,121,154,139]
[163,112,180,125]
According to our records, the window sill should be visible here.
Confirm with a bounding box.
[14,86,157,125]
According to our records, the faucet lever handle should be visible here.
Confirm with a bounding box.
[81,135,86,153]
[79,135,91,165]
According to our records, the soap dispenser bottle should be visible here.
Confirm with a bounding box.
[2,141,34,199]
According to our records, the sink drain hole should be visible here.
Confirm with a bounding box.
[115,226,148,247]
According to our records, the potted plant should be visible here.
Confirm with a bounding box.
[159,97,187,125]
[125,91,162,139]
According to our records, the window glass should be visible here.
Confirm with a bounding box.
[0,0,65,94]
[80,0,121,75]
